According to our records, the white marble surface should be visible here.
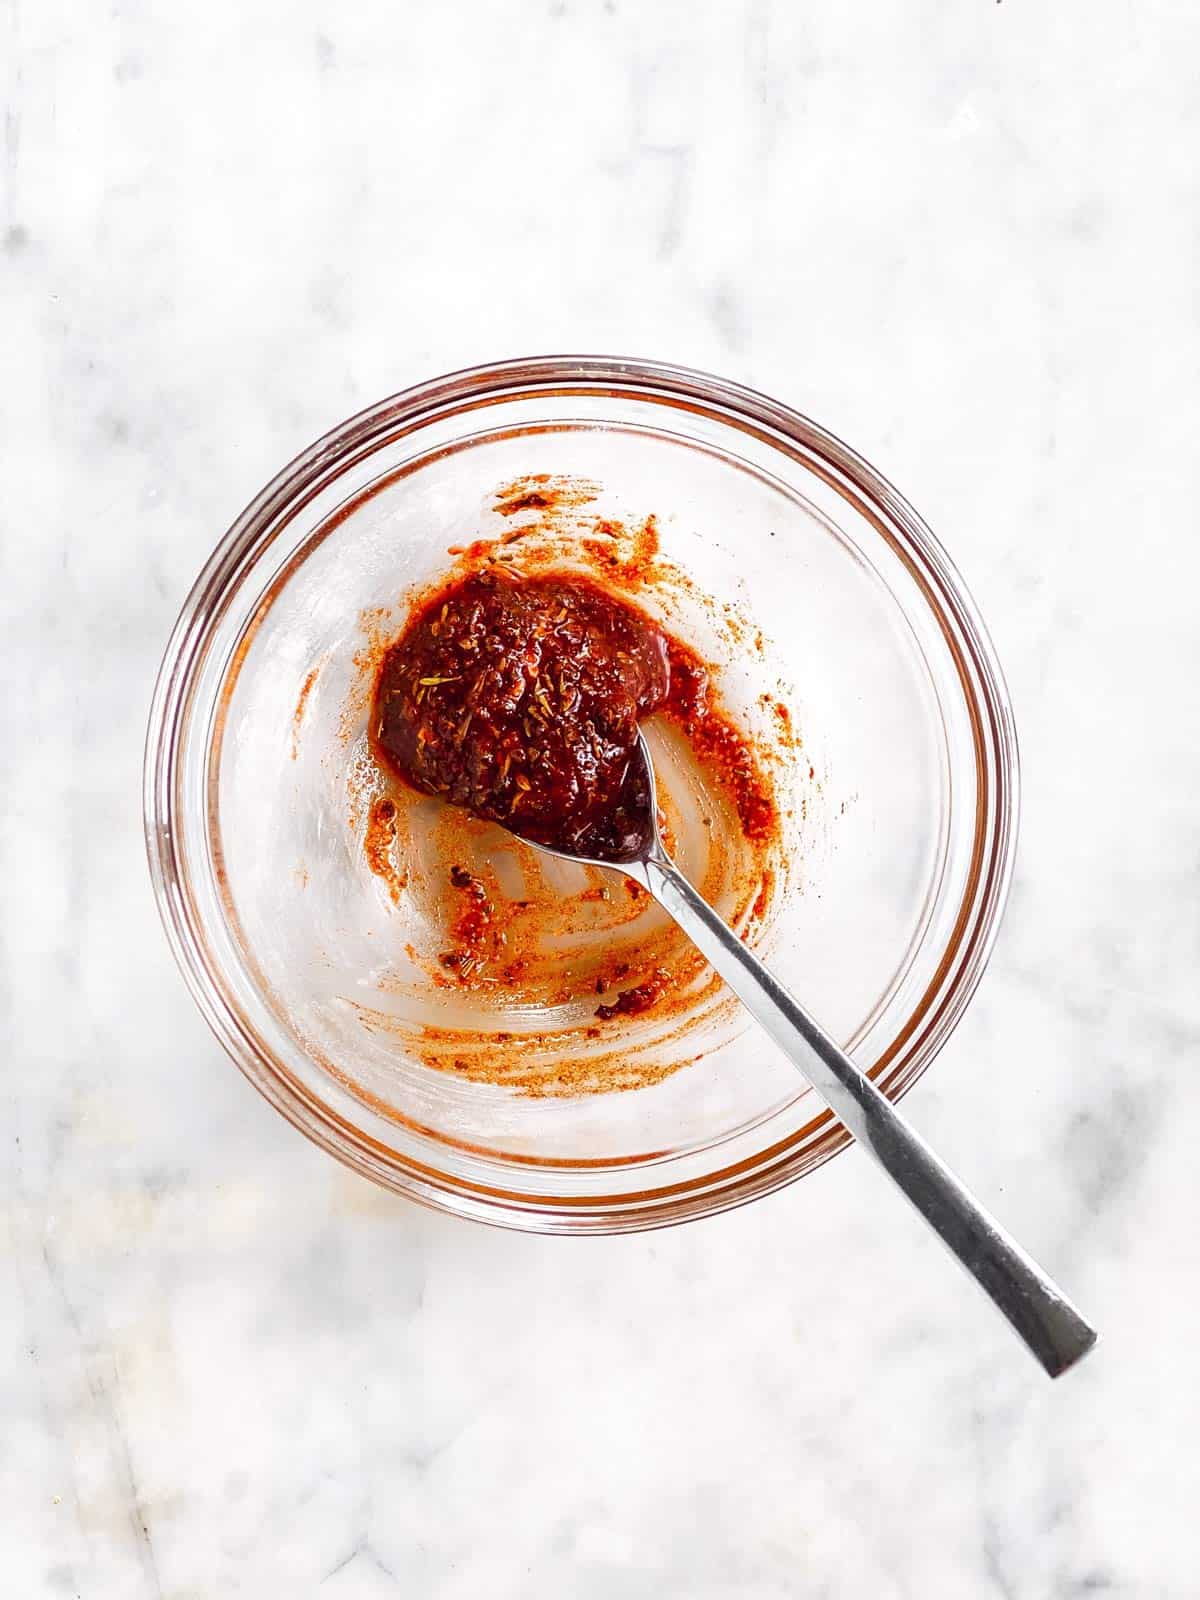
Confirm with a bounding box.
[3,2,1198,1594]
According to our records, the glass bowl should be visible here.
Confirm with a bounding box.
[144,356,1018,1231]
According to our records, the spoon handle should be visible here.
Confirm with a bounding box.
[640,853,1097,1378]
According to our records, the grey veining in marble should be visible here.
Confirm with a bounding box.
[3,1,1198,1595]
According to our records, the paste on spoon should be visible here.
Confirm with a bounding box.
[373,570,673,861]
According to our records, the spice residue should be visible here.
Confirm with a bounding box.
[582,514,663,588]
[439,864,495,977]
[595,967,673,1021]
[291,665,320,760]
[493,474,600,518]
[663,646,775,842]
[363,796,406,904]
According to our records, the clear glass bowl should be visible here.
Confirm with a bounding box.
[144,356,1018,1231]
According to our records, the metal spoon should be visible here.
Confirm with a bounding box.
[525,732,1097,1378]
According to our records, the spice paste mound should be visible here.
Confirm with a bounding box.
[373,571,671,861]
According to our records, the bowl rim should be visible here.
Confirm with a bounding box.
[144,354,1020,1232]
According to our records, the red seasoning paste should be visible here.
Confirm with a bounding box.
[373,572,672,861]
